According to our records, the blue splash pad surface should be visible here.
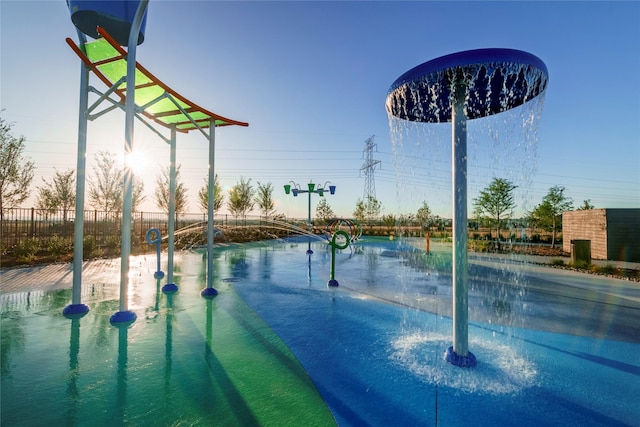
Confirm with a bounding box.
[1,237,639,426]
[230,237,640,426]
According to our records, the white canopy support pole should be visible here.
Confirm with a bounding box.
[202,118,218,297]
[64,30,90,318]
[112,0,149,324]
[167,125,177,285]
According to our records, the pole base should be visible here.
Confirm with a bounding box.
[200,287,219,298]
[444,346,477,368]
[63,303,90,319]
[306,249,314,255]
[327,279,339,287]
[162,283,178,293]
[110,310,137,326]
[154,271,165,279]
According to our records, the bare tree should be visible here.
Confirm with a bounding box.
[0,115,35,219]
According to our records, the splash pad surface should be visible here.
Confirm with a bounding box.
[1,237,639,426]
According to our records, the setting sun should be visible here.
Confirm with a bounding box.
[124,149,150,177]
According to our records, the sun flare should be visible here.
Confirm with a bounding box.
[124,149,150,177]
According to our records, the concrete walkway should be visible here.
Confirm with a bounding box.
[1,255,146,294]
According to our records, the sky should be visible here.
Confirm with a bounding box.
[1,0,639,220]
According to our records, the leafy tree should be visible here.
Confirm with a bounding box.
[381,214,395,229]
[198,173,224,213]
[88,151,121,211]
[35,186,56,215]
[416,201,434,231]
[472,177,517,240]
[353,198,366,224]
[36,168,75,221]
[255,181,277,219]
[227,177,254,220]
[154,164,188,216]
[530,185,573,248]
[364,196,383,225]
[88,151,145,212]
[578,199,595,210]
[0,116,35,219]
[315,197,335,225]
[416,201,435,251]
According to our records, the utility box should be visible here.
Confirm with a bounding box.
[570,239,591,265]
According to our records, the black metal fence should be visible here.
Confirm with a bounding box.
[0,208,233,251]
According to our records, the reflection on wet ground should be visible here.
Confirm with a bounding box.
[1,236,639,426]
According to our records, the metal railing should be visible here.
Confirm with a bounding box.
[1,208,311,252]
[0,208,216,250]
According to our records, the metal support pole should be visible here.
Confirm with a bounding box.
[307,190,312,233]
[112,0,149,324]
[452,79,469,356]
[72,42,88,305]
[202,119,218,297]
[167,126,177,285]
[161,125,178,293]
[446,78,475,367]
[307,190,312,254]
[64,30,90,317]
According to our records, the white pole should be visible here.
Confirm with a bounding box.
[68,30,90,315]
[117,0,148,317]
[206,119,216,290]
[167,125,177,284]
[452,79,469,357]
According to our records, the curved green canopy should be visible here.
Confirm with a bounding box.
[67,27,248,132]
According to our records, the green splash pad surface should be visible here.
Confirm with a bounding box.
[1,254,335,426]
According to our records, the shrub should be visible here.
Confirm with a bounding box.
[550,259,564,266]
[105,235,120,253]
[47,235,73,257]
[13,238,39,263]
[83,236,98,258]
[470,240,490,252]
[597,264,616,275]
[571,260,591,270]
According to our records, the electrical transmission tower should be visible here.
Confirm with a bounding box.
[360,135,381,201]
